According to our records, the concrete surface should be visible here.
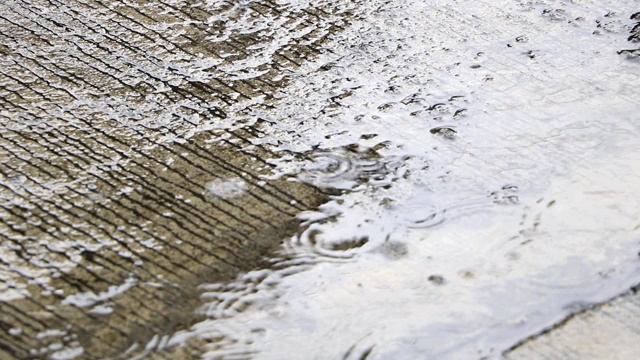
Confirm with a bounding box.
[1,0,640,359]
[0,0,351,358]
[508,286,640,360]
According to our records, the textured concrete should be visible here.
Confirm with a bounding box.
[2,0,640,359]
[0,0,355,358]
[508,286,640,360]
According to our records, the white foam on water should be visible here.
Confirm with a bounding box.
[49,346,84,360]
[61,276,137,308]
[204,178,249,200]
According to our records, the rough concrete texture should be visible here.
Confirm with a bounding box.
[2,0,640,359]
[508,287,640,360]
[0,0,358,358]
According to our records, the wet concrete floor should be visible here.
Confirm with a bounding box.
[0,0,354,358]
[2,0,640,359]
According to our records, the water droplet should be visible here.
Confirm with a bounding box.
[376,240,408,259]
[428,275,446,285]
[430,126,457,139]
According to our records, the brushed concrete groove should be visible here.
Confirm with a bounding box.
[0,0,360,358]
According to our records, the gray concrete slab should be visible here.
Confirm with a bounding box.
[508,286,640,360]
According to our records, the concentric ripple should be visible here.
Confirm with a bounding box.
[297,148,405,189]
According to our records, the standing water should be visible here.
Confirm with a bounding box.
[164,0,640,359]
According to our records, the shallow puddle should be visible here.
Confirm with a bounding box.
[160,0,640,359]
